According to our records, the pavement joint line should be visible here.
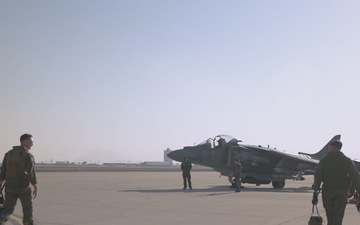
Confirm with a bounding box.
[10,214,22,225]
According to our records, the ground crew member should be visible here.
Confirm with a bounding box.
[312,140,360,225]
[181,156,192,189]
[0,134,38,225]
[234,158,242,192]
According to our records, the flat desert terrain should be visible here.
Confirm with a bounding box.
[9,171,360,225]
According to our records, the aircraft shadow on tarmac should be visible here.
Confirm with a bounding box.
[122,185,312,195]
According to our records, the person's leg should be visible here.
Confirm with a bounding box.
[19,188,33,225]
[322,191,335,225]
[0,191,18,225]
[187,174,192,189]
[182,173,187,189]
[235,176,240,192]
[331,190,348,225]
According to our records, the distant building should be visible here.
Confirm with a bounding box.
[103,163,138,167]
[142,161,172,166]
[164,148,173,166]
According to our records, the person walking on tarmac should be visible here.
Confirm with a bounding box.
[0,133,38,225]
[312,140,360,225]
[181,156,192,189]
[234,158,242,192]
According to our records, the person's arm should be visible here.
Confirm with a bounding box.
[25,153,38,199]
[0,153,8,188]
[312,161,323,192]
[347,159,360,193]
[311,161,323,205]
[32,184,38,199]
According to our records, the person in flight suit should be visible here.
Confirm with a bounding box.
[0,133,38,225]
[312,140,360,225]
[181,156,192,189]
[234,158,242,192]
[217,138,226,148]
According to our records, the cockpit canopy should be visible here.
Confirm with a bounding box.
[196,134,241,148]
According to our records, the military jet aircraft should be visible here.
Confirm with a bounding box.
[167,134,342,188]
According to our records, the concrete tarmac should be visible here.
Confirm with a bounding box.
[10,171,360,225]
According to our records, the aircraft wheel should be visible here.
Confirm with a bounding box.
[256,183,260,186]
[272,180,285,189]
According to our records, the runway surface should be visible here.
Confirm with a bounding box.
[11,171,360,225]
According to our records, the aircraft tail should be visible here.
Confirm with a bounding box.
[298,135,341,160]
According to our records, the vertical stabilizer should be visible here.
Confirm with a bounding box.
[298,135,341,160]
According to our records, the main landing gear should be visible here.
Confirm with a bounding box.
[272,180,285,188]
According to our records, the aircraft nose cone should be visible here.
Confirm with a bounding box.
[167,148,198,163]
[167,149,186,162]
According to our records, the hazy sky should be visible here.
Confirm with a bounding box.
[1,1,360,163]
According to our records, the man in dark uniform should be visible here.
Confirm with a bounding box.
[217,138,226,148]
[181,156,192,189]
[0,134,38,225]
[234,158,242,192]
[312,140,360,225]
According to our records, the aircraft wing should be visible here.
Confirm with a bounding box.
[353,160,360,172]
[239,144,318,173]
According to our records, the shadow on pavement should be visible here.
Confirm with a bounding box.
[122,185,312,194]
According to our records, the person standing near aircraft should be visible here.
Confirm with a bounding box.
[181,156,192,189]
[312,140,360,225]
[234,158,242,192]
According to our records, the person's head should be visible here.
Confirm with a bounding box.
[20,133,33,150]
[218,138,226,147]
[234,158,240,164]
[328,140,342,152]
[184,156,189,162]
